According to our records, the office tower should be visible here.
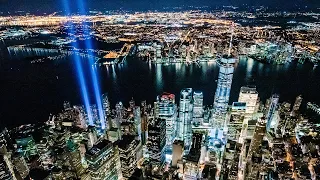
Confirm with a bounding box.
[202,163,217,179]
[172,140,184,167]
[73,105,87,129]
[133,106,142,141]
[12,153,29,179]
[238,86,259,116]
[0,128,13,150]
[118,135,140,179]
[86,140,122,180]
[140,113,148,145]
[230,102,246,142]
[213,57,235,130]
[228,105,246,141]
[291,95,302,116]
[87,126,98,148]
[183,133,203,179]
[129,99,135,110]
[191,133,203,151]
[246,117,266,161]
[246,117,266,180]
[221,141,241,180]
[115,102,123,132]
[0,145,15,179]
[274,102,291,137]
[265,94,279,133]
[0,155,13,180]
[102,93,111,119]
[146,118,166,167]
[108,128,121,142]
[178,88,193,153]
[66,139,85,178]
[156,93,177,155]
[193,91,204,118]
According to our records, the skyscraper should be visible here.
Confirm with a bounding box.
[211,57,235,143]
[156,93,177,156]
[172,140,184,167]
[238,86,259,116]
[66,139,86,178]
[12,153,29,179]
[115,102,124,138]
[133,106,142,141]
[178,88,193,153]
[213,57,235,129]
[117,135,140,179]
[193,91,204,118]
[86,140,122,180]
[147,118,166,167]
[246,117,266,180]
[0,145,15,180]
[265,94,279,133]
[102,93,110,120]
[291,95,302,116]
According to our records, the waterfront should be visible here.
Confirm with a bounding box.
[1,55,320,128]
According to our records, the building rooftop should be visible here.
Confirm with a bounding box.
[86,139,113,158]
[117,135,138,150]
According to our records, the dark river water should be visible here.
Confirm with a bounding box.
[1,52,320,128]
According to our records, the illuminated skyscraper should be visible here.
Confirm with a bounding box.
[147,118,166,167]
[291,95,302,116]
[178,88,193,153]
[87,126,98,148]
[211,57,235,143]
[133,106,142,141]
[0,145,15,180]
[115,102,124,138]
[193,91,204,118]
[118,135,140,179]
[265,94,279,133]
[66,139,85,178]
[156,93,177,156]
[12,153,29,179]
[213,58,235,129]
[246,117,266,180]
[238,86,259,116]
[102,93,110,120]
[86,140,122,180]
[228,102,246,141]
[172,140,184,167]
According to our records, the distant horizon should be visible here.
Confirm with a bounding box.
[0,0,320,15]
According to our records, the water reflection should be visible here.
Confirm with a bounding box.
[155,64,163,93]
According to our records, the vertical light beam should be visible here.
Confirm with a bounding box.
[61,0,93,125]
[77,0,106,130]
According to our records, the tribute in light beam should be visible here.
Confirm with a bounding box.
[61,0,94,125]
[77,0,106,130]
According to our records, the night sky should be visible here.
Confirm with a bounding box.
[0,0,320,13]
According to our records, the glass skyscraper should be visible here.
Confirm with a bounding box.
[265,94,279,133]
[213,58,235,129]
[156,93,177,157]
[178,88,193,153]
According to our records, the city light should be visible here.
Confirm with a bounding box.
[1,2,320,180]
[61,0,94,125]
[77,0,106,129]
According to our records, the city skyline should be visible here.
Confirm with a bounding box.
[1,2,320,180]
